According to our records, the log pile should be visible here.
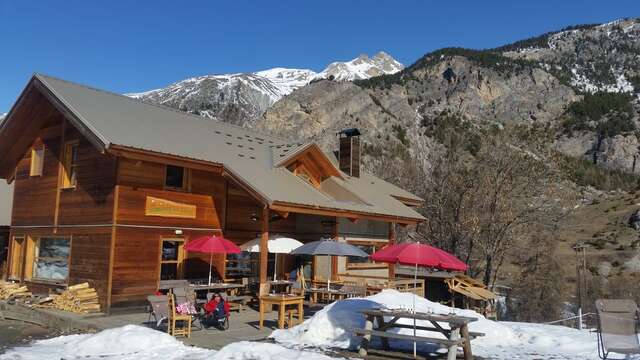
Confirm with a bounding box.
[50,283,101,314]
[0,281,32,300]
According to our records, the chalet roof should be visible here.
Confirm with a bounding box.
[1,74,424,223]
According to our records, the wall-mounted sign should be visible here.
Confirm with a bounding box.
[145,196,197,219]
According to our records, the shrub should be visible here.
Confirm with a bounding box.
[559,154,640,192]
[562,92,635,136]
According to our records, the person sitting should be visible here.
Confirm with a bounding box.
[203,293,230,330]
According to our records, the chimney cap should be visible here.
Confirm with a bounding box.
[337,128,361,137]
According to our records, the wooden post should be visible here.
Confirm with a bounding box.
[260,207,269,285]
[388,222,396,279]
[460,323,473,360]
[447,326,461,360]
[331,217,338,281]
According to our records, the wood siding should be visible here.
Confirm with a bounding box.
[10,227,112,309]
[57,126,117,225]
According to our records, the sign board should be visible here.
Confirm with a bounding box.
[145,196,197,219]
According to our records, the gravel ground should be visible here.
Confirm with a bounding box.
[0,319,63,354]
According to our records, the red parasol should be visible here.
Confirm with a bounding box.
[185,235,241,285]
[370,242,467,271]
[370,242,467,358]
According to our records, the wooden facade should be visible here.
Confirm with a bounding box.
[2,81,421,312]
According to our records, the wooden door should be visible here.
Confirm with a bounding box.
[159,238,185,280]
[9,236,26,280]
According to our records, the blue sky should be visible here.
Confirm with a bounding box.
[0,0,638,111]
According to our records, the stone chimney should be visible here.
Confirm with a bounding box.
[337,128,361,177]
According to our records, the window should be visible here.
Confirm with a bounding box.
[160,238,184,280]
[165,165,188,190]
[33,237,70,281]
[61,142,79,188]
[30,147,45,177]
[346,240,386,269]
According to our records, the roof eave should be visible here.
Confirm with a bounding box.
[33,74,109,153]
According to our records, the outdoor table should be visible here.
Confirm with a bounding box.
[268,280,295,293]
[306,287,350,303]
[355,308,480,360]
[259,294,304,329]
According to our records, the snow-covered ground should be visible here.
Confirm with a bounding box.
[2,290,638,359]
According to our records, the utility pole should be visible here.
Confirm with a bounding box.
[573,242,588,330]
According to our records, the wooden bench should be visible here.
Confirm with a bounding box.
[353,328,464,347]
[226,295,250,313]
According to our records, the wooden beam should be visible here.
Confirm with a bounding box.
[270,202,421,225]
[259,207,269,284]
[107,145,223,174]
[388,222,396,279]
[331,217,338,281]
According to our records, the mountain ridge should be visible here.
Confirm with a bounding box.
[127,52,404,127]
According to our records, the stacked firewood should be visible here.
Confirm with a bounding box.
[50,283,101,314]
[0,281,32,300]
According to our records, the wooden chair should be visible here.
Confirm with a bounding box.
[167,290,192,338]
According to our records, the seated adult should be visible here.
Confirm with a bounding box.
[203,293,230,330]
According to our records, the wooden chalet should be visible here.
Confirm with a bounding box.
[0,74,425,311]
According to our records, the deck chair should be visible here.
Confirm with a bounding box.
[172,287,203,329]
[595,299,640,359]
[167,290,192,338]
[147,295,169,329]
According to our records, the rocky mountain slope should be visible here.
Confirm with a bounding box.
[128,52,403,127]
[260,18,640,174]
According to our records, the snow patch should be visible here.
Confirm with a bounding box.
[271,289,633,360]
[0,325,215,360]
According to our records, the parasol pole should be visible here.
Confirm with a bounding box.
[274,253,277,281]
[327,254,331,290]
[208,252,213,285]
[413,261,417,358]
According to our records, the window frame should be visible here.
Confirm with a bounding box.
[163,165,190,191]
[159,237,185,281]
[31,236,72,284]
[345,239,388,270]
[29,147,45,177]
[8,236,26,281]
[61,140,79,189]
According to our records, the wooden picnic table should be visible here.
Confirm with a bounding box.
[188,283,245,293]
[259,294,304,329]
[268,280,295,293]
[355,308,482,360]
[306,287,351,303]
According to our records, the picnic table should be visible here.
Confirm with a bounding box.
[259,294,304,329]
[268,280,295,293]
[306,287,351,303]
[354,308,482,360]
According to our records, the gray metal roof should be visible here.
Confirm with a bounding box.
[33,74,425,222]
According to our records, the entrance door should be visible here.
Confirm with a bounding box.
[160,238,185,280]
[9,236,25,280]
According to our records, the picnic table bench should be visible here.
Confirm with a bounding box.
[354,309,483,360]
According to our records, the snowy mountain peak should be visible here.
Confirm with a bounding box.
[317,51,404,81]
[127,51,403,127]
[253,68,317,95]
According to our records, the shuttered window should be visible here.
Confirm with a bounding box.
[61,141,79,188]
[30,147,45,177]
